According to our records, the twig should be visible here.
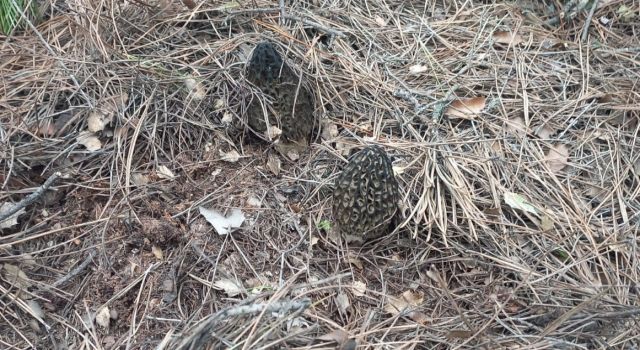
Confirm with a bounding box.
[581,0,599,42]
[278,0,285,24]
[0,172,61,224]
[51,249,97,288]
[228,6,346,38]
[172,298,311,350]
[283,14,346,37]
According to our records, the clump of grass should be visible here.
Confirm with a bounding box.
[0,0,38,35]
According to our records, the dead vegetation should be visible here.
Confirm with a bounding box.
[1,0,639,349]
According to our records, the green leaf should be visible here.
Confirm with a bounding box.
[317,220,332,231]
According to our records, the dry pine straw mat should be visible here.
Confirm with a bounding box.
[0,0,639,349]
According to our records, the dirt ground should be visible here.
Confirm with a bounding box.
[1,0,639,349]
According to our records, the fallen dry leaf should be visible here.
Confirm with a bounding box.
[384,290,424,315]
[536,125,555,139]
[409,64,428,74]
[266,126,282,140]
[151,245,164,260]
[504,192,538,215]
[156,165,176,180]
[544,144,569,173]
[2,264,31,288]
[374,15,387,27]
[505,116,527,136]
[321,120,339,141]
[220,149,241,163]
[317,329,349,345]
[445,97,486,119]
[351,281,367,297]
[212,278,244,296]
[95,306,111,329]
[76,131,102,151]
[335,292,350,314]
[266,153,281,175]
[493,30,524,45]
[184,78,206,100]
[199,207,245,235]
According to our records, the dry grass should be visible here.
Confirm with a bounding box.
[1,0,639,349]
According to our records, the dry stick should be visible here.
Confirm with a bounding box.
[174,298,311,350]
[0,172,61,224]
[229,7,346,38]
[580,0,599,43]
[51,249,97,288]
[283,14,346,38]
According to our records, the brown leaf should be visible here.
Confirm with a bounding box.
[408,311,429,324]
[182,0,196,9]
[317,329,349,345]
[446,97,486,119]
[446,329,474,340]
[505,116,527,136]
[266,153,281,175]
[321,120,339,141]
[384,290,424,315]
[493,30,524,45]
[544,144,569,173]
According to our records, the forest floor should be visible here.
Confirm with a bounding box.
[1,0,639,349]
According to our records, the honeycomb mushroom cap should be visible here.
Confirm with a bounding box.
[245,41,315,144]
[332,145,400,239]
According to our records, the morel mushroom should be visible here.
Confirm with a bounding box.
[332,145,400,241]
[245,41,315,147]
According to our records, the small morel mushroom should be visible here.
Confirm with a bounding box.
[245,41,315,148]
[332,145,400,241]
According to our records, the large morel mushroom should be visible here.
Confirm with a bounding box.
[245,41,315,147]
[332,145,400,241]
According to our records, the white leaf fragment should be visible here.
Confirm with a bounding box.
[156,165,176,180]
[199,207,245,235]
[76,131,102,151]
[212,278,244,296]
[220,149,241,163]
[409,64,428,74]
[504,192,538,215]
[96,306,111,329]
